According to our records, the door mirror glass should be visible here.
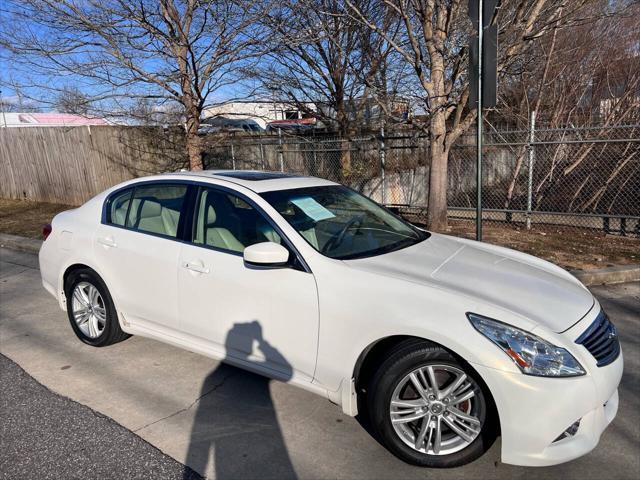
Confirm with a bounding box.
[243,242,290,267]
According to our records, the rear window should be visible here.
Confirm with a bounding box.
[105,183,189,239]
[107,189,133,227]
[125,185,188,238]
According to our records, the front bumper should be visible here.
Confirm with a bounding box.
[474,347,623,466]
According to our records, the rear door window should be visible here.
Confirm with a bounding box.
[108,189,133,227]
[124,184,188,238]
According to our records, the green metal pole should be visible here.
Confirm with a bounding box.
[476,0,484,241]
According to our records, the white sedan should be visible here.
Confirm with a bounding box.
[39,171,623,468]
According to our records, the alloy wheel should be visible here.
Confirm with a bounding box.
[389,364,482,455]
[71,281,107,339]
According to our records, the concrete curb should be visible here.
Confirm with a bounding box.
[571,265,640,287]
[0,233,42,255]
[1,232,638,286]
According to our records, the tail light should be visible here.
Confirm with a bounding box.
[42,223,52,241]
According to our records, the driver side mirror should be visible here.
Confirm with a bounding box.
[243,242,290,268]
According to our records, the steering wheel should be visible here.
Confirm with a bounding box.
[322,215,365,254]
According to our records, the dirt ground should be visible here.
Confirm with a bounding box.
[0,198,637,270]
[447,220,639,271]
[0,199,75,239]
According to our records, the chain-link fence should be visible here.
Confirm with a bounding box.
[202,123,640,237]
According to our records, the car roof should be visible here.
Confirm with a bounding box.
[166,170,339,193]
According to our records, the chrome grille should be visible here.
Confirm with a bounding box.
[575,310,620,367]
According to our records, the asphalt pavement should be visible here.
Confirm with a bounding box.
[0,247,638,479]
[0,353,201,480]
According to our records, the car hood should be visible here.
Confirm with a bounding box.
[344,233,594,333]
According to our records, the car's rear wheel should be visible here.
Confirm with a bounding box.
[65,268,130,347]
[367,340,498,467]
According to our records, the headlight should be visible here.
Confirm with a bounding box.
[467,313,585,377]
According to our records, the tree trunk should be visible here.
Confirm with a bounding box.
[337,102,351,178]
[504,146,527,209]
[340,139,351,178]
[186,131,203,171]
[426,111,449,231]
[183,100,203,171]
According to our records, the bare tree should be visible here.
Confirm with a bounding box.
[345,0,597,230]
[499,0,640,213]
[127,97,185,126]
[259,1,358,131]
[257,0,360,176]
[0,0,266,170]
[256,0,402,176]
[0,97,22,114]
[0,89,41,113]
[54,87,91,116]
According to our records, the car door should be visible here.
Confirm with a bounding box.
[94,182,189,333]
[177,185,319,382]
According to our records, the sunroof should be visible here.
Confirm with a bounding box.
[214,171,301,181]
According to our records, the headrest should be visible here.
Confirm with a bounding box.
[138,199,162,219]
[113,199,130,225]
[205,204,216,224]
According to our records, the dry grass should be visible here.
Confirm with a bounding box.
[447,220,639,271]
[1,198,638,270]
[0,198,75,239]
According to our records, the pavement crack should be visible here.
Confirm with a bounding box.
[0,267,29,280]
[0,257,37,270]
[133,370,237,433]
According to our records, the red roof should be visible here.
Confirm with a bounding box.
[27,113,109,125]
[5,112,109,126]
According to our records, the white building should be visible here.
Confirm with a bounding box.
[203,101,316,129]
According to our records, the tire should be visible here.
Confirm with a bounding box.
[366,339,498,467]
[64,268,130,347]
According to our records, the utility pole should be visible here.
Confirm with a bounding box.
[476,0,484,241]
[526,110,536,230]
[230,142,236,170]
[469,0,499,241]
[0,89,7,128]
[380,122,386,204]
[277,127,284,172]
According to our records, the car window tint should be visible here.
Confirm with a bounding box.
[193,188,282,253]
[108,189,132,226]
[125,184,188,238]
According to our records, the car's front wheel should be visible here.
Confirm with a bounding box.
[64,268,130,347]
[367,340,498,467]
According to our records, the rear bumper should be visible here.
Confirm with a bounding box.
[474,350,623,467]
[38,239,65,309]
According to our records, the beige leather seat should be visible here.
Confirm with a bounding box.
[160,207,179,236]
[112,199,129,226]
[257,218,282,244]
[127,198,180,237]
[300,228,319,249]
[195,200,244,252]
[257,218,317,248]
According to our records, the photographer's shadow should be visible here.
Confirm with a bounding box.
[183,321,297,479]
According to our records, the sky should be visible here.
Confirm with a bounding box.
[0,2,264,116]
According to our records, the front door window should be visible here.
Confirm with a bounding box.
[192,188,282,253]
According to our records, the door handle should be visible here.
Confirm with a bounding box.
[97,236,117,248]
[182,261,210,274]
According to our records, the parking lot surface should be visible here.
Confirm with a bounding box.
[0,353,201,480]
[1,247,638,479]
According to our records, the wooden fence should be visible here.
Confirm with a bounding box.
[0,125,186,205]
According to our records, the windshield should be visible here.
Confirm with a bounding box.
[261,186,429,260]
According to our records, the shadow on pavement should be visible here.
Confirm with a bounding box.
[183,321,297,479]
